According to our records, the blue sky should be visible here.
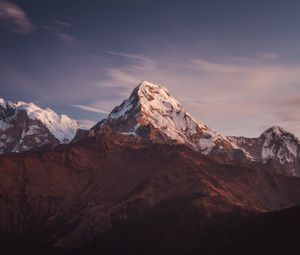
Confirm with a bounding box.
[1,0,300,136]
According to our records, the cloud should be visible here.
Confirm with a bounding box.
[78,119,97,130]
[103,50,153,63]
[272,97,300,126]
[279,96,300,108]
[257,52,280,60]
[55,20,72,27]
[72,104,109,114]
[100,50,300,137]
[276,111,299,122]
[2,42,300,137]
[44,21,76,44]
[0,0,34,34]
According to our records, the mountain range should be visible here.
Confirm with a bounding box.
[0,98,79,153]
[1,81,300,255]
[94,81,300,176]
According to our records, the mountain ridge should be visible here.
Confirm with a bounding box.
[1,127,300,254]
[229,125,300,176]
[2,81,300,177]
[93,80,235,155]
[0,98,79,153]
[1,81,300,254]
[90,81,300,176]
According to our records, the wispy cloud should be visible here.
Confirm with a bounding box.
[78,119,97,130]
[101,50,300,137]
[72,104,109,114]
[0,0,34,34]
[279,96,300,108]
[2,42,300,137]
[257,52,280,60]
[103,50,152,62]
[55,20,72,27]
[44,21,76,44]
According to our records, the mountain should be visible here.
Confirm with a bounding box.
[2,128,300,255]
[2,81,300,254]
[93,81,234,155]
[0,98,79,154]
[229,126,300,176]
[89,81,300,176]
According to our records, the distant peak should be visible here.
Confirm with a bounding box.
[0,98,14,111]
[261,126,292,138]
[0,97,79,143]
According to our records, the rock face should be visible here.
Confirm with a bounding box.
[229,126,300,176]
[90,81,300,176]
[0,98,79,154]
[1,130,300,255]
[94,81,234,155]
[2,81,300,254]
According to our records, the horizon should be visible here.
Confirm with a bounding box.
[1,0,300,137]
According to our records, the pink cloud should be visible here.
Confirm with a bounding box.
[99,51,300,137]
[0,0,34,34]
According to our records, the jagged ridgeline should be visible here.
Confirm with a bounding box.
[0,98,78,153]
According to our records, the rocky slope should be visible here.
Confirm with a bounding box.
[0,98,79,154]
[93,81,234,155]
[83,205,300,255]
[1,128,300,254]
[89,81,300,177]
[214,205,300,255]
[229,126,300,176]
[2,81,300,254]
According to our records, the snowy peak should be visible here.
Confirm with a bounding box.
[0,98,14,120]
[260,126,297,140]
[14,101,79,142]
[260,126,299,165]
[101,81,234,154]
[229,125,300,176]
[261,126,290,138]
[109,81,182,121]
[0,98,79,154]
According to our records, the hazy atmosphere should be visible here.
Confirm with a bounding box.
[1,0,300,136]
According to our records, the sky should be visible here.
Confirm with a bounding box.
[1,0,300,136]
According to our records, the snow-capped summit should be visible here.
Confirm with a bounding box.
[0,98,79,154]
[229,126,300,176]
[97,81,234,154]
[260,126,299,165]
[14,101,78,142]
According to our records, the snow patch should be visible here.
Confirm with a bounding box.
[109,100,133,119]
[26,125,40,135]
[15,102,78,142]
